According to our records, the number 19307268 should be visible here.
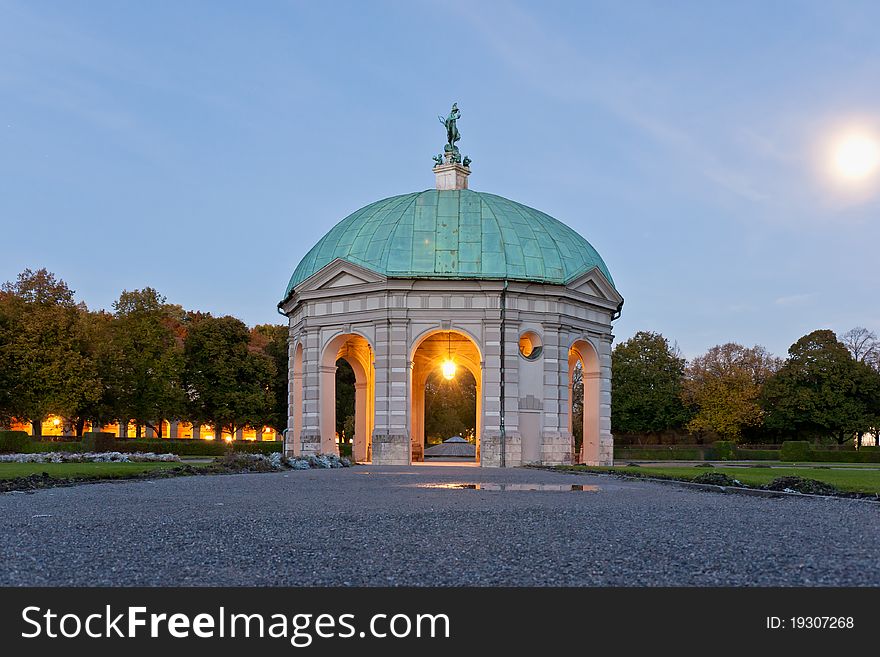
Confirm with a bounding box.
[766,616,854,629]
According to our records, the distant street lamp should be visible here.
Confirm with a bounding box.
[441,331,456,380]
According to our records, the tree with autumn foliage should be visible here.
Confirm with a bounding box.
[0,269,100,435]
[683,343,781,442]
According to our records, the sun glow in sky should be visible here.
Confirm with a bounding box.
[829,130,880,184]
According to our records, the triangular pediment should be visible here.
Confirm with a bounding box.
[296,258,386,294]
[323,271,372,288]
[566,268,624,305]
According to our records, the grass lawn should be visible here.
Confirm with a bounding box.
[0,461,194,481]
[560,465,880,494]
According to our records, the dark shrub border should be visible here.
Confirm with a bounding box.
[780,441,811,461]
[0,431,30,453]
[20,438,282,456]
[614,441,879,463]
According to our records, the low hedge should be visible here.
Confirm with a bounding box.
[805,449,880,463]
[714,441,736,461]
[26,441,84,453]
[775,441,880,463]
[82,431,117,452]
[616,446,783,461]
[735,449,780,461]
[112,439,283,456]
[22,438,282,456]
[617,441,880,463]
[0,430,30,453]
[780,441,812,461]
[615,447,707,461]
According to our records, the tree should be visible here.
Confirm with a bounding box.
[683,343,781,442]
[841,328,880,446]
[0,269,100,436]
[335,358,356,440]
[70,308,118,435]
[183,314,275,439]
[0,289,14,425]
[251,324,289,432]
[109,288,186,437]
[839,327,878,365]
[571,361,584,451]
[762,329,880,443]
[611,331,690,434]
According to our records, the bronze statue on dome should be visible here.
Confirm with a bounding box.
[439,103,461,153]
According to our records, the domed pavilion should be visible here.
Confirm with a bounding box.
[279,106,623,466]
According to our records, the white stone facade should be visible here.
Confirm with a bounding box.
[278,259,622,467]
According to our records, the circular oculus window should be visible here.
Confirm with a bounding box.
[518,331,543,360]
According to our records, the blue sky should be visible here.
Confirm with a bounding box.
[2,0,879,358]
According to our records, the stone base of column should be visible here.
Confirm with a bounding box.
[579,433,614,466]
[479,432,521,468]
[541,430,574,466]
[372,431,411,465]
[595,435,614,466]
[411,440,424,463]
[284,430,300,458]
[300,431,322,457]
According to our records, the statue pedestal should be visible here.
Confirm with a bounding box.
[433,162,470,190]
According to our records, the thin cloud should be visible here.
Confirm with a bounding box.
[451,1,768,203]
[775,293,813,306]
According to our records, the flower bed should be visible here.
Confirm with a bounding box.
[0,451,180,463]
[227,452,351,471]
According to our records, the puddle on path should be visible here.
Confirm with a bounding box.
[417,482,599,492]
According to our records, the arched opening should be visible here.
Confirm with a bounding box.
[569,339,600,465]
[320,333,375,462]
[410,330,482,463]
[335,359,356,458]
[570,360,584,456]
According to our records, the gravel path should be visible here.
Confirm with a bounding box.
[1,465,876,586]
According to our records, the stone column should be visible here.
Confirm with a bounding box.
[501,319,521,466]
[354,381,368,462]
[192,425,201,440]
[541,325,573,465]
[480,320,503,466]
[319,363,339,455]
[299,328,322,457]
[598,334,614,466]
[371,319,411,465]
[169,421,179,439]
[409,365,425,462]
[581,368,601,464]
[235,427,243,441]
[288,332,303,457]
[119,421,128,439]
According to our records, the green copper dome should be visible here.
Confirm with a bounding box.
[285,189,614,297]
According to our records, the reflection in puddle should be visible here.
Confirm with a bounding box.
[419,483,599,492]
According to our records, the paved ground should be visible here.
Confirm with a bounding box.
[0,465,877,586]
